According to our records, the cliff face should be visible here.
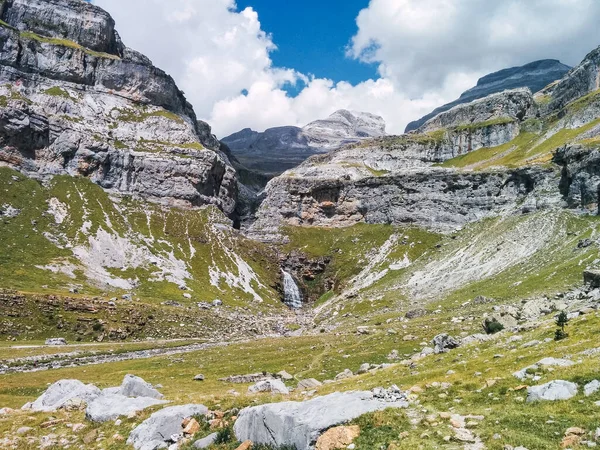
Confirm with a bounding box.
[405,59,571,132]
[223,110,386,175]
[0,0,237,215]
[251,46,600,240]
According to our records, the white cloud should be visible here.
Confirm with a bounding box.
[94,0,600,137]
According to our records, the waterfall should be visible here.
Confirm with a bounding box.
[282,270,303,309]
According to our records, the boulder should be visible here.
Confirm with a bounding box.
[513,358,575,381]
[584,380,600,397]
[127,404,209,450]
[315,425,360,450]
[298,379,323,390]
[432,334,460,354]
[248,379,289,395]
[334,369,354,381]
[85,393,167,422]
[119,375,163,400]
[29,380,101,412]
[405,309,426,319]
[277,371,294,381]
[234,390,409,449]
[527,380,578,402]
[193,433,218,449]
[584,270,600,288]
[45,338,67,346]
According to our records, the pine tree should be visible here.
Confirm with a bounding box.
[554,311,569,341]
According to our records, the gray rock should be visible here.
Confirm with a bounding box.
[194,374,205,382]
[405,308,426,319]
[405,59,570,132]
[120,375,163,400]
[527,380,578,402]
[432,334,461,354]
[334,369,354,381]
[248,379,289,395]
[30,380,101,412]
[276,371,294,381]
[234,390,408,449]
[127,404,209,450]
[45,338,67,346]
[224,110,386,175]
[85,393,167,422]
[584,380,600,397]
[357,363,371,374]
[513,358,575,381]
[297,379,323,390]
[193,433,218,449]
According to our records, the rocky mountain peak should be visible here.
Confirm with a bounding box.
[303,109,386,140]
[405,59,571,132]
[223,110,387,176]
[1,0,123,56]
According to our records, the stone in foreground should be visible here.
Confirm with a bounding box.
[527,380,578,402]
[29,380,101,412]
[85,394,167,422]
[233,390,409,449]
[193,432,218,449]
[127,404,208,449]
[119,374,164,400]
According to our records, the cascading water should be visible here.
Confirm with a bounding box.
[282,270,303,309]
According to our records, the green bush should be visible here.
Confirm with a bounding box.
[483,318,505,335]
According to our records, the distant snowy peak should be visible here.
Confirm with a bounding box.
[223,110,387,174]
[303,110,387,141]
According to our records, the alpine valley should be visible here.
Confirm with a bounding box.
[1,1,600,450]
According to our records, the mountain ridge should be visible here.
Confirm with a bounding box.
[405,59,572,132]
[222,109,386,175]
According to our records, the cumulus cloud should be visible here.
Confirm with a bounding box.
[93,0,600,136]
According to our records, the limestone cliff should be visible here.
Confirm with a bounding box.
[0,0,237,215]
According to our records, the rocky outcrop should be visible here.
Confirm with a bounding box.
[0,0,238,216]
[417,88,535,154]
[406,59,571,132]
[252,164,555,235]
[223,110,386,175]
[554,144,600,211]
[543,46,600,112]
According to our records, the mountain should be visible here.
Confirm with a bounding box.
[405,59,571,132]
[0,0,238,217]
[222,110,386,175]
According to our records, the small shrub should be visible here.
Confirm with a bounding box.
[554,311,569,341]
[483,318,505,335]
[215,427,233,444]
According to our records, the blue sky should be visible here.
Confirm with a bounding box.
[236,0,377,89]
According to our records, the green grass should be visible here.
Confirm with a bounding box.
[440,118,600,170]
[19,30,119,59]
[113,107,185,124]
[0,167,284,328]
[44,86,71,99]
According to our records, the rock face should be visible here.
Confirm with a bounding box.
[233,390,408,450]
[127,404,209,450]
[251,162,555,236]
[223,110,386,175]
[0,0,237,216]
[406,59,571,132]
